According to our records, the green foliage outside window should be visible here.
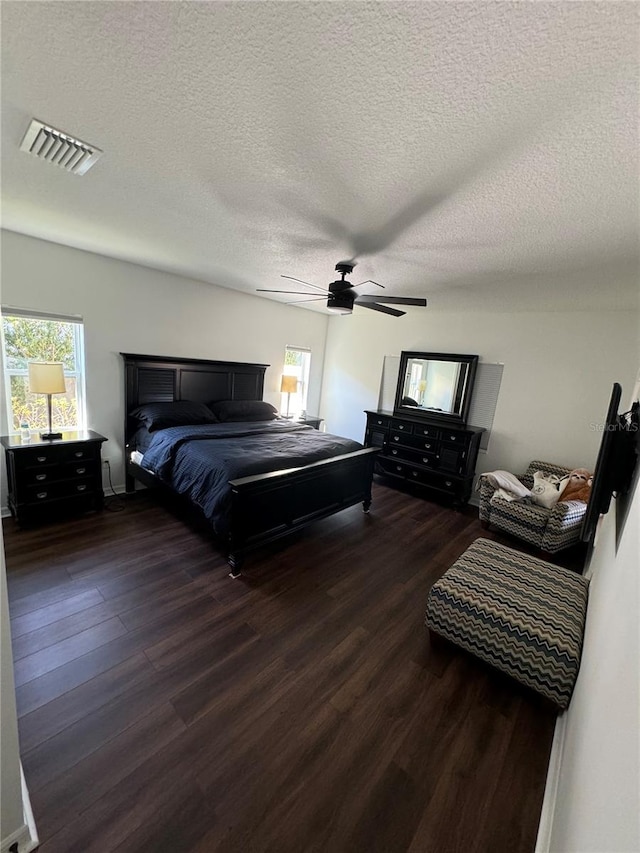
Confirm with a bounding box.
[284,349,303,367]
[3,316,81,431]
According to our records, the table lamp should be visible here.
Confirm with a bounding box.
[280,374,298,419]
[28,361,66,440]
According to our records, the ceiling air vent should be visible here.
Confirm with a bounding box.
[19,119,103,176]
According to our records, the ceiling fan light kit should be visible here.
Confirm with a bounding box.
[259,261,427,318]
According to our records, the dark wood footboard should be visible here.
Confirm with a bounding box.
[226,447,378,573]
[125,447,378,572]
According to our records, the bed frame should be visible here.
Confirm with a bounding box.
[122,353,377,574]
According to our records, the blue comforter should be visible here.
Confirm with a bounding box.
[140,420,362,535]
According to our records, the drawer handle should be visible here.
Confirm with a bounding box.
[74,451,84,458]
[76,484,87,492]
[398,425,405,430]
[36,491,48,499]
[76,467,86,475]
[377,420,383,425]
[35,474,47,481]
[411,471,418,477]
[422,457,430,464]
[396,465,402,471]
[445,481,453,487]
[393,436,400,442]
[36,455,47,463]
[424,443,431,449]
[391,450,398,456]
[449,437,456,442]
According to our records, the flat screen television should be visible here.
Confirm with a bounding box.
[581,382,640,543]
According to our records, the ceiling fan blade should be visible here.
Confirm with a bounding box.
[353,279,385,289]
[281,275,327,293]
[356,295,427,307]
[257,289,328,295]
[358,302,405,318]
[285,297,327,304]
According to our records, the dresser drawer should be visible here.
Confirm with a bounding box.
[413,424,441,439]
[389,432,439,453]
[377,457,410,478]
[385,446,439,468]
[441,430,472,446]
[390,420,413,435]
[368,414,391,430]
[424,472,459,493]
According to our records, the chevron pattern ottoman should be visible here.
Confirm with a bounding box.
[425,538,589,709]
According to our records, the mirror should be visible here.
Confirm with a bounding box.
[394,351,479,425]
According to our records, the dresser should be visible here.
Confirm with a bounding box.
[364,410,484,506]
[1,430,107,526]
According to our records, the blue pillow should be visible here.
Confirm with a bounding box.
[130,401,217,432]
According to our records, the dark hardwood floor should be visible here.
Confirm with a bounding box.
[3,482,580,853]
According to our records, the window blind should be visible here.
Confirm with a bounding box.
[1,306,83,324]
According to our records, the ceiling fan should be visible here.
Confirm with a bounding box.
[257,261,427,317]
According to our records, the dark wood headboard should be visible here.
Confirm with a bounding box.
[121,352,269,447]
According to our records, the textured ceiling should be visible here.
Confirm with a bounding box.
[1,1,638,311]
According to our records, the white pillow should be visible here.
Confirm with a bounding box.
[530,471,567,509]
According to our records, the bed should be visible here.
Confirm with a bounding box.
[122,353,378,574]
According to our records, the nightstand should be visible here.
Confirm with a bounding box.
[296,415,323,430]
[1,430,108,526]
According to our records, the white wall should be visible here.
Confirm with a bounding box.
[319,306,639,478]
[539,445,639,851]
[0,230,329,498]
[1,522,38,852]
[0,525,23,844]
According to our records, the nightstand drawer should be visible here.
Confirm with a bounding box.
[20,459,99,487]
[22,465,61,487]
[17,443,100,470]
[28,478,95,503]
[65,460,99,479]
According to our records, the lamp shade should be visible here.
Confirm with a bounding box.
[28,362,66,394]
[280,375,298,394]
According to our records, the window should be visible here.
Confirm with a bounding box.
[1,309,86,433]
[281,345,311,417]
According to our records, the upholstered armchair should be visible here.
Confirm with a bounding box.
[478,460,588,554]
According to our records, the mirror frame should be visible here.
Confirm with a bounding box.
[393,351,479,425]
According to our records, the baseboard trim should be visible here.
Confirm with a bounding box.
[104,482,127,497]
[0,766,39,853]
[535,713,568,853]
